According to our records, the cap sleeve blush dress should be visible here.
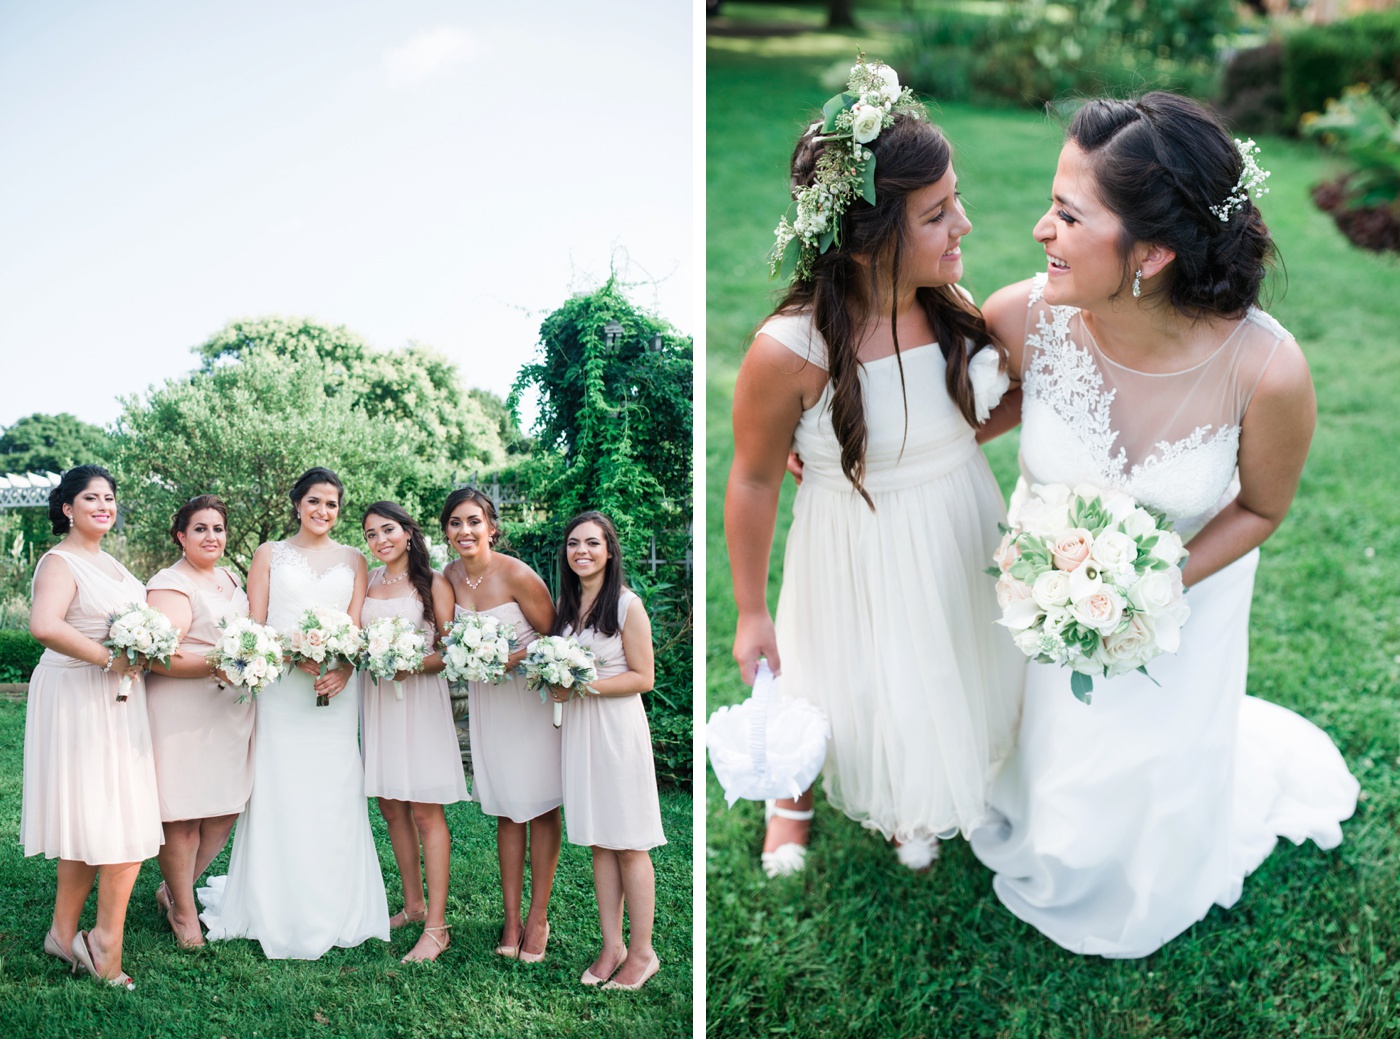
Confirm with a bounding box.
[144,564,255,821]
[560,590,665,851]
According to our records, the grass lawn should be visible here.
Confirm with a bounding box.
[705,35,1400,1039]
[0,702,692,1038]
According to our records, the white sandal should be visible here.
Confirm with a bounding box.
[761,800,814,878]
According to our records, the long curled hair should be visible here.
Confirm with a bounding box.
[1066,92,1276,316]
[362,501,438,632]
[772,111,998,507]
[552,511,626,639]
[48,465,115,535]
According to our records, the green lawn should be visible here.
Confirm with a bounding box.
[0,702,692,1038]
[705,39,1400,1039]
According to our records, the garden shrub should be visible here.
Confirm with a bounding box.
[1282,9,1400,127]
[1217,42,1287,136]
[0,628,43,683]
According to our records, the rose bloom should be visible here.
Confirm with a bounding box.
[993,531,1020,574]
[862,62,900,102]
[996,573,1033,611]
[1101,614,1155,674]
[1070,587,1126,635]
[1052,528,1094,571]
[1122,507,1158,539]
[1032,569,1072,610]
[1152,530,1186,567]
[850,104,884,144]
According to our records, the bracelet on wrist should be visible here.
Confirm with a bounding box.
[101,649,116,672]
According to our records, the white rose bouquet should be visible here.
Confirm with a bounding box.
[103,602,181,702]
[208,616,284,702]
[991,482,1191,703]
[285,607,363,706]
[440,612,517,687]
[523,634,599,728]
[358,615,428,701]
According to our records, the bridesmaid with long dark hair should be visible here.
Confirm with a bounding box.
[24,465,159,989]
[548,511,665,990]
[440,487,559,961]
[145,495,254,949]
[360,500,466,963]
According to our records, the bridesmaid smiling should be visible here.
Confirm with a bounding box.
[144,495,254,949]
[440,487,559,962]
[360,501,466,963]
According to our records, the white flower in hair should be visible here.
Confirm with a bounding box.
[850,104,884,144]
[1209,138,1271,223]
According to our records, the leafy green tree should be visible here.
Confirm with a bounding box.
[195,316,508,477]
[508,278,693,787]
[114,351,427,576]
[0,413,114,475]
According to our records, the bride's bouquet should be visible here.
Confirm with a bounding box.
[103,603,181,702]
[358,616,428,701]
[208,616,284,702]
[991,482,1191,703]
[285,607,363,706]
[522,634,598,728]
[440,612,517,687]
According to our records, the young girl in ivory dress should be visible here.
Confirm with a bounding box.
[361,501,467,963]
[440,487,559,961]
[725,60,1024,876]
[548,511,666,990]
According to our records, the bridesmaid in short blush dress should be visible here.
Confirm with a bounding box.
[441,487,559,961]
[360,501,467,963]
[145,495,254,949]
[549,511,665,991]
[24,466,160,990]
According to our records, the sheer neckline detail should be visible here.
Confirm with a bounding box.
[1084,315,1249,378]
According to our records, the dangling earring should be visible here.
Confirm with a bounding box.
[1132,269,1143,299]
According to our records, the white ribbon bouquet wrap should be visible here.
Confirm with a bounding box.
[103,602,181,702]
[208,615,285,701]
[522,634,598,728]
[358,615,428,701]
[705,660,830,808]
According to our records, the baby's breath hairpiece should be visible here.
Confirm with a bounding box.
[770,58,924,281]
[1208,138,1271,223]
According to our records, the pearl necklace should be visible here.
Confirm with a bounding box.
[460,562,491,591]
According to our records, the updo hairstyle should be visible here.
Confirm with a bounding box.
[438,487,508,551]
[1066,92,1275,317]
[289,467,346,523]
[170,494,229,546]
[775,111,996,506]
[47,465,116,536]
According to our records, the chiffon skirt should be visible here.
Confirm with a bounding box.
[468,672,562,823]
[21,658,163,864]
[969,550,1360,957]
[146,671,255,821]
[561,693,666,850]
[361,670,469,804]
[775,449,1024,843]
[198,668,388,959]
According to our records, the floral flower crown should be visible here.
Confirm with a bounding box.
[770,59,925,281]
[1208,138,1271,223]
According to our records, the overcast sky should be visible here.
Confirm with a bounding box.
[0,0,693,433]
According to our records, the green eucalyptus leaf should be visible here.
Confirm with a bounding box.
[859,151,878,205]
[1071,671,1094,704]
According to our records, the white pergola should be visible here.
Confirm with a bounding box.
[0,472,61,510]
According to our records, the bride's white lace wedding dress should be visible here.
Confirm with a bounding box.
[198,541,389,959]
[969,275,1359,958]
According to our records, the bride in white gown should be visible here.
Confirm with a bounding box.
[969,93,1358,958]
[199,468,389,959]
